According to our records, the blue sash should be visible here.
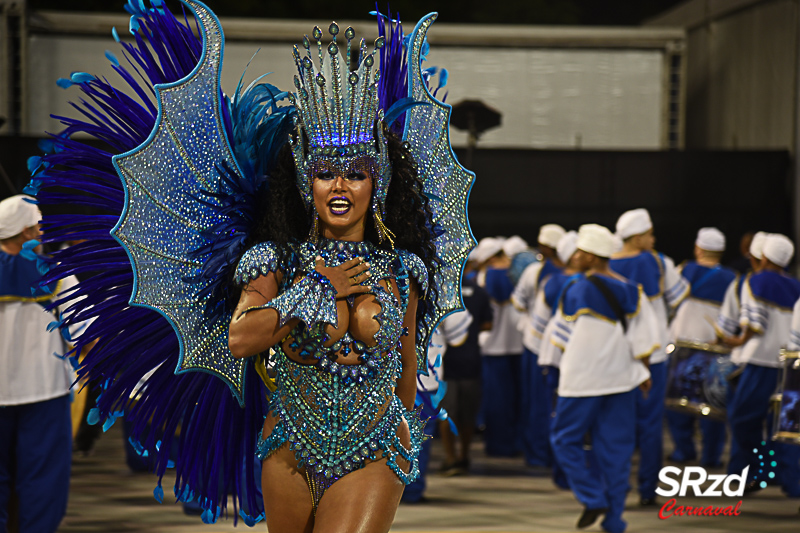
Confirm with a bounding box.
[484,267,515,302]
[748,270,800,310]
[0,251,56,302]
[681,262,737,305]
[561,274,640,322]
[609,252,664,298]
[537,259,562,286]
[544,272,582,309]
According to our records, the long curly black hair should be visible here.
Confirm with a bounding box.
[246,126,440,303]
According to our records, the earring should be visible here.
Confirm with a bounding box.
[308,209,319,245]
[373,209,396,249]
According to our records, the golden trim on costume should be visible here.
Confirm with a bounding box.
[635,343,660,359]
[0,279,63,303]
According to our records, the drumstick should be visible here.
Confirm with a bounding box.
[706,317,727,340]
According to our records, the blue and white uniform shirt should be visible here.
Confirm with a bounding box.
[739,270,800,368]
[609,251,689,364]
[669,261,738,344]
[480,267,524,356]
[511,259,562,353]
[717,274,749,364]
[533,272,581,367]
[0,251,82,406]
[549,274,658,397]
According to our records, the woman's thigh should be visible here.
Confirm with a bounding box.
[312,458,405,533]
[260,416,314,533]
[312,418,411,533]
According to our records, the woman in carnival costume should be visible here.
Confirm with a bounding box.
[28,0,474,530]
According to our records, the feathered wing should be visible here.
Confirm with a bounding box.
[403,13,477,369]
[28,0,297,525]
[111,0,247,401]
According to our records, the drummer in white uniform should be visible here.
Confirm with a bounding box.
[0,195,86,532]
[512,224,565,467]
[549,224,659,533]
[666,228,738,467]
[533,231,580,489]
[716,231,768,362]
[609,208,689,506]
[722,233,800,496]
[476,237,526,457]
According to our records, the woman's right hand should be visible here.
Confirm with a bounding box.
[314,256,372,298]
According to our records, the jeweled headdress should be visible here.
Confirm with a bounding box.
[288,23,392,228]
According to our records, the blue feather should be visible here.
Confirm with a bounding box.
[105,50,120,66]
[33,2,267,525]
[384,98,430,128]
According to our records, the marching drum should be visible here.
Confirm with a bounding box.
[665,340,735,421]
[772,350,800,445]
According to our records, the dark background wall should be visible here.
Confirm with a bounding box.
[455,147,791,264]
[1,136,791,265]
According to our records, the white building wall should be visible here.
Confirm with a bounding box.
[428,47,664,149]
[27,35,297,138]
[27,32,669,150]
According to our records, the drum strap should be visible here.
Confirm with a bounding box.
[587,275,628,332]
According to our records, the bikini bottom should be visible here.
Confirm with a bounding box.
[256,351,426,511]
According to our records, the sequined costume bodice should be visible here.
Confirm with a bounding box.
[234,239,428,507]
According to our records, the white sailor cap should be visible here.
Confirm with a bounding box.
[616,208,653,240]
[538,224,566,249]
[576,224,615,259]
[763,233,794,268]
[695,227,726,252]
[611,234,624,254]
[749,231,769,260]
[556,231,579,264]
[472,237,505,264]
[0,195,42,240]
[503,235,529,258]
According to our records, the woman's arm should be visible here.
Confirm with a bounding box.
[228,271,299,359]
[228,257,374,359]
[396,280,419,411]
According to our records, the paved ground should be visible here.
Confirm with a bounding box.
[59,423,799,532]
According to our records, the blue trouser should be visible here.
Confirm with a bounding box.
[482,354,522,457]
[727,364,800,496]
[521,348,552,467]
[636,361,666,499]
[543,367,569,489]
[552,390,637,533]
[726,372,741,468]
[0,394,72,533]
[666,410,727,466]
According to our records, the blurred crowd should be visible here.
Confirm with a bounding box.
[410,209,800,532]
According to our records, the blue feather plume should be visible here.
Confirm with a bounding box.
[31,1,274,525]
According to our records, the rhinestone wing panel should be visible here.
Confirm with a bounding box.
[110,0,249,403]
[403,13,477,368]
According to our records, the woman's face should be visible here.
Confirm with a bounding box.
[311,155,375,241]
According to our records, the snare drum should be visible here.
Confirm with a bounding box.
[665,340,734,420]
[772,350,800,445]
